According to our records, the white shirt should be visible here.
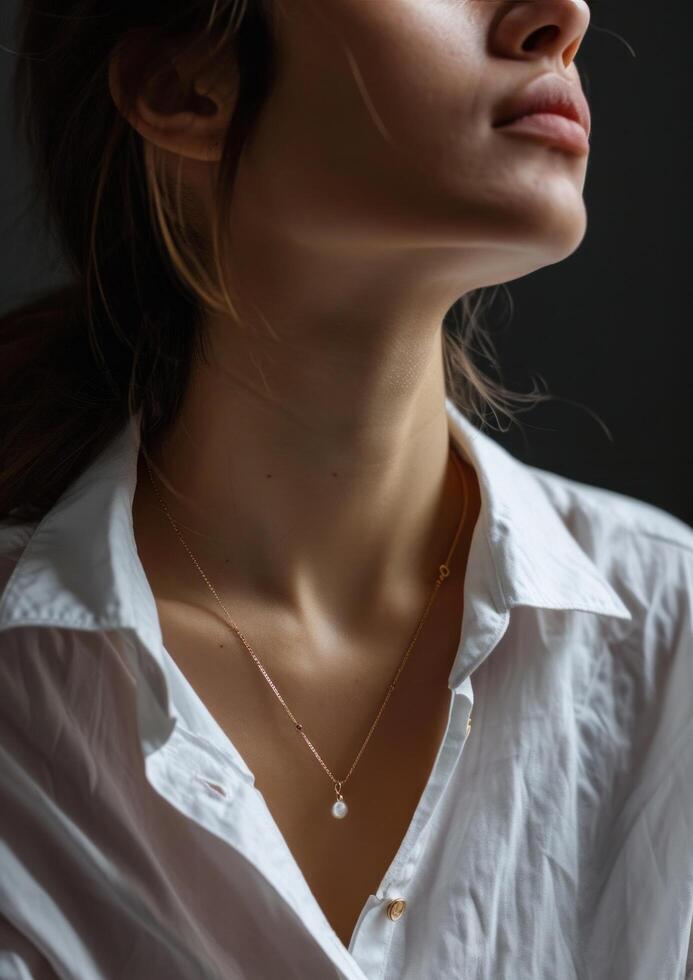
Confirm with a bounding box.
[1,397,692,980]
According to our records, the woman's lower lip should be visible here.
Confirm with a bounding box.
[495,113,590,155]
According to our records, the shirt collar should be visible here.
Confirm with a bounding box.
[0,398,631,701]
[445,398,632,620]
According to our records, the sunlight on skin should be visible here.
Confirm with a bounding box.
[114,0,592,639]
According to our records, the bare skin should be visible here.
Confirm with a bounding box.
[114,0,591,948]
[133,449,481,948]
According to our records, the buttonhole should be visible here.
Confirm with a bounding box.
[196,776,227,798]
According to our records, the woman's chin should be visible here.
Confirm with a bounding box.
[495,192,588,265]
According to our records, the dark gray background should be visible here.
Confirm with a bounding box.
[2,2,691,526]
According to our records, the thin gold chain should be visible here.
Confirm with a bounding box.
[144,444,469,796]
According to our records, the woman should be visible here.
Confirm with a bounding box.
[0,0,691,977]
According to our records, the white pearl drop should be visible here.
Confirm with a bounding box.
[331,799,348,819]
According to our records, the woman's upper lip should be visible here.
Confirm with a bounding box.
[493,73,591,137]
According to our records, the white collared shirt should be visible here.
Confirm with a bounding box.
[1,397,692,980]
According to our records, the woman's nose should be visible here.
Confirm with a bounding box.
[490,0,591,69]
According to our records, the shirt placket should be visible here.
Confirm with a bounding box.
[346,676,474,979]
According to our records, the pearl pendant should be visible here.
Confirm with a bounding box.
[331,799,348,819]
[331,782,348,818]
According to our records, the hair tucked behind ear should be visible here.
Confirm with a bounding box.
[0,0,550,527]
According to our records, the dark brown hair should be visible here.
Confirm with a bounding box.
[0,0,549,526]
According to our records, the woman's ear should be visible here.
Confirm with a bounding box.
[108,30,238,163]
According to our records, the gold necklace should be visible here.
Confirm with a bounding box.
[144,444,470,819]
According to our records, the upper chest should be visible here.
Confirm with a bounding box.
[155,578,467,948]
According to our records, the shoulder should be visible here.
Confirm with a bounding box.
[0,518,40,601]
[528,465,693,637]
[528,464,693,553]
[0,518,72,688]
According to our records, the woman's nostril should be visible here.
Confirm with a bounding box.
[522,25,561,52]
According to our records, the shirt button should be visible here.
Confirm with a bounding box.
[386,899,407,921]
